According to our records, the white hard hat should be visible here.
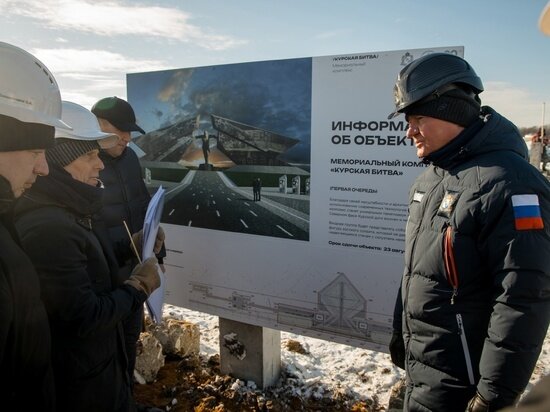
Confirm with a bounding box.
[56,101,118,149]
[0,42,70,129]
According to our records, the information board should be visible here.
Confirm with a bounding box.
[127,46,463,351]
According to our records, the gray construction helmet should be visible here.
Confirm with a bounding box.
[387,52,484,119]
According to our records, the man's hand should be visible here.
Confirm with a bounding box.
[466,391,519,412]
[124,257,160,296]
[131,226,164,257]
[154,226,165,254]
[389,330,406,369]
[466,392,490,412]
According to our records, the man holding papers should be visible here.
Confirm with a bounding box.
[92,97,166,407]
[14,102,161,412]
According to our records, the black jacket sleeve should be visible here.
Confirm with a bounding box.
[17,211,146,338]
[476,182,550,408]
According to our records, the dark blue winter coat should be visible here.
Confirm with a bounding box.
[99,147,156,280]
[395,108,550,411]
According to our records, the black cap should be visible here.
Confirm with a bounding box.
[405,88,481,127]
[0,113,54,152]
[91,97,145,134]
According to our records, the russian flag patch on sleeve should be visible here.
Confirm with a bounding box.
[511,194,544,230]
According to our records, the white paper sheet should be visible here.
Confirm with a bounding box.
[142,186,166,323]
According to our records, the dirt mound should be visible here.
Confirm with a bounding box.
[134,354,382,411]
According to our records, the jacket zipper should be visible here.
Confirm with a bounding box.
[456,313,475,385]
[443,225,458,304]
[444,224,475,385]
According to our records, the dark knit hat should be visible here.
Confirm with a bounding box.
[0,113,55,152]
[46,138,100,167]
[91,97,145,134]
[405,87,481,127]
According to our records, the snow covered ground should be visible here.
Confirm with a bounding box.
[163,304,550,408]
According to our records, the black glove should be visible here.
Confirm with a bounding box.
[466,391,520,412]
[389,330,405,369]
[466,392,490,412]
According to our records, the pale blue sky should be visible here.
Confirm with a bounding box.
[1,0,549,127]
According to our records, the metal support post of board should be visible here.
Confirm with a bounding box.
[219,317,281,389]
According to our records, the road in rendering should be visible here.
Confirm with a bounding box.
[162,171,309,240]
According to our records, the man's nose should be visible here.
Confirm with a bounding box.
[34,153,49,176]
[407,125,419,138]
[94,156,105,171]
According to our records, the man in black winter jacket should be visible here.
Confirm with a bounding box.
[14,101,161,412]
[92,97,166,399]
[0,41,70,411]
[387,53,550,412]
